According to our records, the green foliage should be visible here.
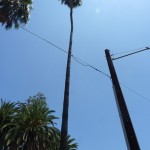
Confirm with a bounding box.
[67,135,78,150]
[0,93,78,150]
[0,0,32,29]
[61,0,82,8]
[0,99,16,150]
[6,93,59,149]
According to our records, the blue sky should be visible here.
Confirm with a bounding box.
[1,0,150,149]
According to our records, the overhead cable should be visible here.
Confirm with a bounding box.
[121,83,150,103]
[21,26,68,54]
[111,46,150,56]
[21,27,150,104]
[72,55,111,78]
[112,47,150,60]
[21,26,110,79]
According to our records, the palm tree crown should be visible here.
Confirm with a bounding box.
[61,0,81,8]
[6,93,59,150]
[0,93,78,150]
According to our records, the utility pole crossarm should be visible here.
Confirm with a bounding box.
[105,49,140,150]
[112,47,150,60]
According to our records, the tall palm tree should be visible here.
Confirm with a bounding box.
[0,0,32,29]
[60,0,81,150]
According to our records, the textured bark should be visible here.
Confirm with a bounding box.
[59,2,73,150]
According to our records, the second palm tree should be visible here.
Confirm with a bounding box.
[59,0,82,150]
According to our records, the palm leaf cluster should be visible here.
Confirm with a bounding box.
[0,100,16,149]
[0,0,32,29]
[61,0,82,8]
[0,93,78,150]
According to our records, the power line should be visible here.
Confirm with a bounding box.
[21,26,150,104]
[72,55,111,78]
[21,26,68,54]
[121,83,150,103]
[112,47,150,60]
[2,15,150,110]
[72,54,150,103]
[71,55,89,67]
[21,26,110,79]
[111,46,150,56]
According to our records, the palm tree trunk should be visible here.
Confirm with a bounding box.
[59,3,73,150]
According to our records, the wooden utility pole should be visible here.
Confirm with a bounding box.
[105,49,140,150]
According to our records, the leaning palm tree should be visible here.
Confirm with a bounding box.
[59,0,81,150]
[0,0,32,29]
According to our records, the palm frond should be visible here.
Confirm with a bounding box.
[61,0,82,8]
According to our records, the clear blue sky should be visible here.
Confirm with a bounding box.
[1,0,150,149]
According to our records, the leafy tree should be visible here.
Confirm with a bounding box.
[0,93,78,150]
[0,99,16,150]
[0,0,32,29]
[59,0,81,150]
[6,93,59,150]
